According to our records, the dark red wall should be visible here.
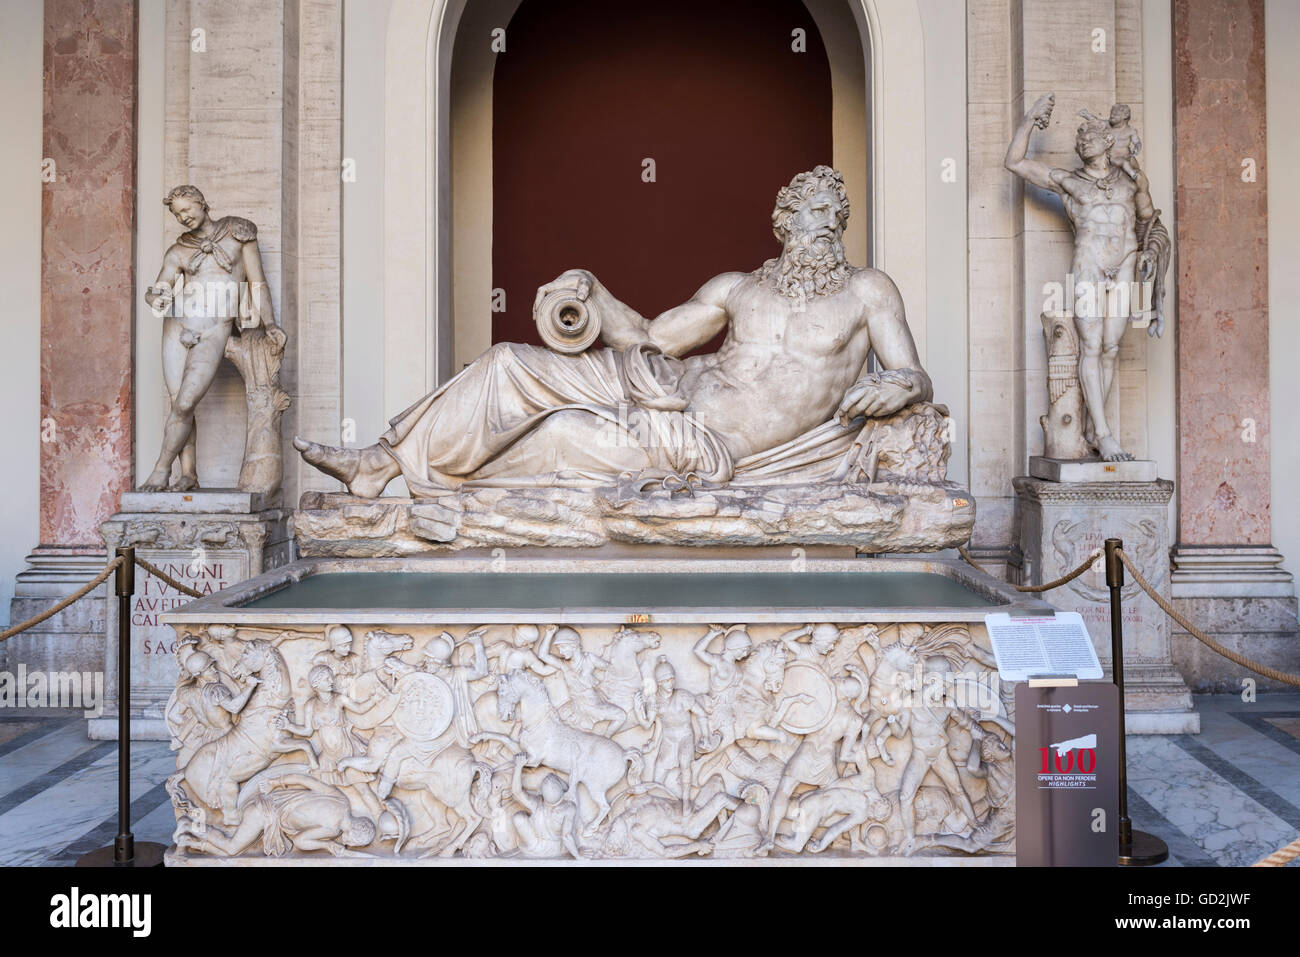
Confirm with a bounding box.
[490,0,833,347]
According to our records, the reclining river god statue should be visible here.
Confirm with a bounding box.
[293,166,974,553]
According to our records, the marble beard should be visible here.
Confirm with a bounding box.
[165,620,1014,860]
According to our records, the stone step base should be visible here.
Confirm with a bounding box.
[87,716,169,741]
[164,848,1016,867]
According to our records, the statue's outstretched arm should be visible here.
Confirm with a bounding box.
[536,269,652,350]
[536,625,562,671]
[1005,93,1060,193]
[644,272,746,357]
[540,268,740,355]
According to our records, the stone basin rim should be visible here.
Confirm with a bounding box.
[161,555,1052,626]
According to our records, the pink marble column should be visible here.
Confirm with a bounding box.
[4,0,137,677]
[1171,0,1296,690]
[1173,0,1269,547]
[39,0,136,553]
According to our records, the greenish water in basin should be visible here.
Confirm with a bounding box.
[243,571,1002,611]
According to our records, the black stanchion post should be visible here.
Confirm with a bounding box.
[77,547,166,868]
[1106,537,1168,867]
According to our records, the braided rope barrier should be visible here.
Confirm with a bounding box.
[0,557,124,643]
[1253,835,1300,867]
[0,552,206,643]
[1116,548,1300,689]
[958,542,1300,688]
[958,544,1100,593]
[132,555,205,599]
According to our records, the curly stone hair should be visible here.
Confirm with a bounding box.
[163,184,208,211]
[1075,111,1114,148]
[770,165,849,244]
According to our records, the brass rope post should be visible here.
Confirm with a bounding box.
[76,546,166,868]
[1106,538,1168,867]
[115,546,134,863]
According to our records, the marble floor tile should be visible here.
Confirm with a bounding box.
[0,743,174,867]
[1127,734,1297,867]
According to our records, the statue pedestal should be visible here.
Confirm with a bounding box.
[1028,456,1158,483]
[89,491,291,740]
[1014,477,1198,734]
[5,550,110,683]
[1169,545,1300,692]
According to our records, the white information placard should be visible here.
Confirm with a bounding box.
[983,612,1103,681]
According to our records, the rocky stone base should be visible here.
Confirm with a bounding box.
[293,481,976,557]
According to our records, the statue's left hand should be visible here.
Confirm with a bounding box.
[836,373,915,425]
[1138,248,1156,281]
[533,269,594,317]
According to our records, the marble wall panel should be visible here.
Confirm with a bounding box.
[1174,0,1271,546]
[39,0,137,549]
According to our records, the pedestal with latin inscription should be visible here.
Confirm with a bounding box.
[89,491,291,740]
[1014,477,1197,734]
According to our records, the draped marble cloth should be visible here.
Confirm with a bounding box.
[378,342,866,498]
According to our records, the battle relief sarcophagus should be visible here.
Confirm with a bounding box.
[163,558,1041,862]
[161,168,1045,864]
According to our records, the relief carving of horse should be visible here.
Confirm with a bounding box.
[345,629,415,730]
[696,640,807,781]
[496,670,644,832]
[374,737,491,857]
[597,627,661,730]
[167,638,317,826]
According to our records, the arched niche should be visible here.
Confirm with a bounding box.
[380,0,928,405]
[486,0,835,350]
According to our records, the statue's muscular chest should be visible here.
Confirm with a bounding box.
[723,281,865,360]
[180,235,247,283]
[1064,178,1137,231]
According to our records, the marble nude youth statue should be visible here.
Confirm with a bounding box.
[1005,95,1170,463]
[142,186,289,494]
[296,166,934,496]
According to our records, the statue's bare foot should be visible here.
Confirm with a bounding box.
[170,473,199,492]
[293,437,395,498]
[295,436,361,488]
[1097,436,1134,462]
[140,468,171,492]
